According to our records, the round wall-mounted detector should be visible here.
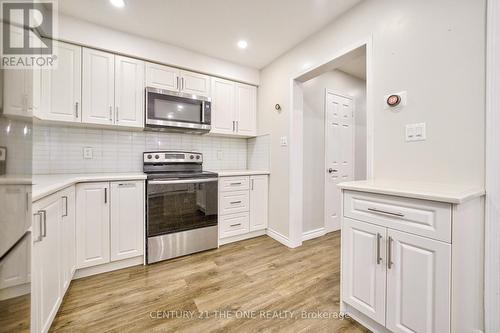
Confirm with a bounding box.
[387,94,401,107]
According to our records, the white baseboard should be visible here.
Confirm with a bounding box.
[302,227,326,241]
[266,227,295,247]
[219,229,266,245]
[73,256,144,279]
[0,282,30,301]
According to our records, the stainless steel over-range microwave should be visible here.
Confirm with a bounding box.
[145,87,211,133]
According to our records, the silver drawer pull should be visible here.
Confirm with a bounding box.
[230,223,241,227]
[230,201,242,205]
[230,182,242,186]
[376,233,382,265]
[367,207,404,218]
[388,236,393,269]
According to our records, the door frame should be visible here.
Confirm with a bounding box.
[288,36,373,248]
[324,89,355,233]
[486,0,500,330]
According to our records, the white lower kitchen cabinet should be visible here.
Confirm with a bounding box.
[59,186,76,293]
[32,193,62,333]
[76,182,110,268]
[110,181,144,261]
[339,187,484,333]
[218,175,269,244]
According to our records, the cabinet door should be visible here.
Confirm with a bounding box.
[386,230,451,333]
[60,186,76,293]
[210,77,235,135]
[76,182,110,268]
[235,83,257,136]
[32,194,62,333]
[342,218,387,325]
[249,175,268,231]
[110,181,144,261]
[115,56,144,128]
[3,69,28,117]
[82,48,115,125]
[180,70,211,97]
[145,62,179,91]
[40,41,82,122]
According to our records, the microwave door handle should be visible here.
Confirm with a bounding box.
[201,101,205,123]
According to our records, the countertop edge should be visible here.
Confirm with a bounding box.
[33,174,147,202]
[338,183,485,204]
[211,170,270,176]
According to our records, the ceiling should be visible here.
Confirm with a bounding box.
[57,0,362,69]
[337,52,366,80]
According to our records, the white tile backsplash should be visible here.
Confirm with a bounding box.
[247,134,270,170]
[33,125,249,174]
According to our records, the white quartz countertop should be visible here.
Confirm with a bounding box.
[210,170,270,177]
[338,179,485,204]
[33,173,147,202]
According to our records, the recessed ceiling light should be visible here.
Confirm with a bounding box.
[110,0,125,8]
[237,40,248,49]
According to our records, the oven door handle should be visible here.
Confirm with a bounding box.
[148,178,218,185]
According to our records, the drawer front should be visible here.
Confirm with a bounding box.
[343,190,452,243]
[219,212,249,238]
[220,191,249,215]
[220,177,249,192]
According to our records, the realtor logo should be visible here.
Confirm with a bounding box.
[1,0,57,68]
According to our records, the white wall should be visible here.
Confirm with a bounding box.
[56,15,260,85]
[302,70,366,233]
[259,0,486,237]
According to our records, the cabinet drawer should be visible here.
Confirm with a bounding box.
[219,176,249,192]
[219,212,249,238]
[220,190,249,215]
[343,190,452,243]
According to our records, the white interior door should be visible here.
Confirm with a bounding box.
[324,90,354,232]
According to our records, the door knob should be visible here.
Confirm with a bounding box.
[328,168,338,173]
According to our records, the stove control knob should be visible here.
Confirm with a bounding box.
[155,154,160,159]
[196,155,200,160]
[147,154,152,159]
[190,155,194,160]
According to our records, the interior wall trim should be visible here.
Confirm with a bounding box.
[302,227,326,241]
[266,228,294,248]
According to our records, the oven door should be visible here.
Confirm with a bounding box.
[145,87,211,132]
[146,178,218,237]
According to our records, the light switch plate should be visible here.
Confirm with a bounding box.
[83,147,93,159]
[405,123,426,142]
[280,136,288,147]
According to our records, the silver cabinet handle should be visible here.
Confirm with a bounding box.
[230,223,241,227]
[116,106,119,122]
[181,77,184,91]
[388,236,393,269]
[230,182,242,186]
[40,210,47,238]
[104,188,107,204]
[33,212,43,242]
[232,121,235,132]
[62,196,68,217]
[109,106,113,121]
[251,179,254,190]
[368,207,404,218]
[176,76,179,90]
[75,102,79,118]
[376,233,382,264]
[230,201,242,205]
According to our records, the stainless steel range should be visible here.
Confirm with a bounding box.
[144,151,218,264]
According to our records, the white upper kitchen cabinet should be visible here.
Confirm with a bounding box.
[210,77,257,137]
[32,193,62,333]
[179,70,211,97]
[210,77,236,135]
[76,182,110,268]
[82,48,115,125]
[110,181,144,261]
[386,229,451,333]
[2,69,37,118]
[40,41,82,123]
[114,55,145,128]
[145,62,179,91]
[342,217,387,326]
[234,83,257,136]
[249,175,268,231]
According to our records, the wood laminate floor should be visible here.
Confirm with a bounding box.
[50,232,370,333]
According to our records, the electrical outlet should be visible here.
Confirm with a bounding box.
[405,123,426,142]
[83,147,93,159]
[280,136,288,147]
